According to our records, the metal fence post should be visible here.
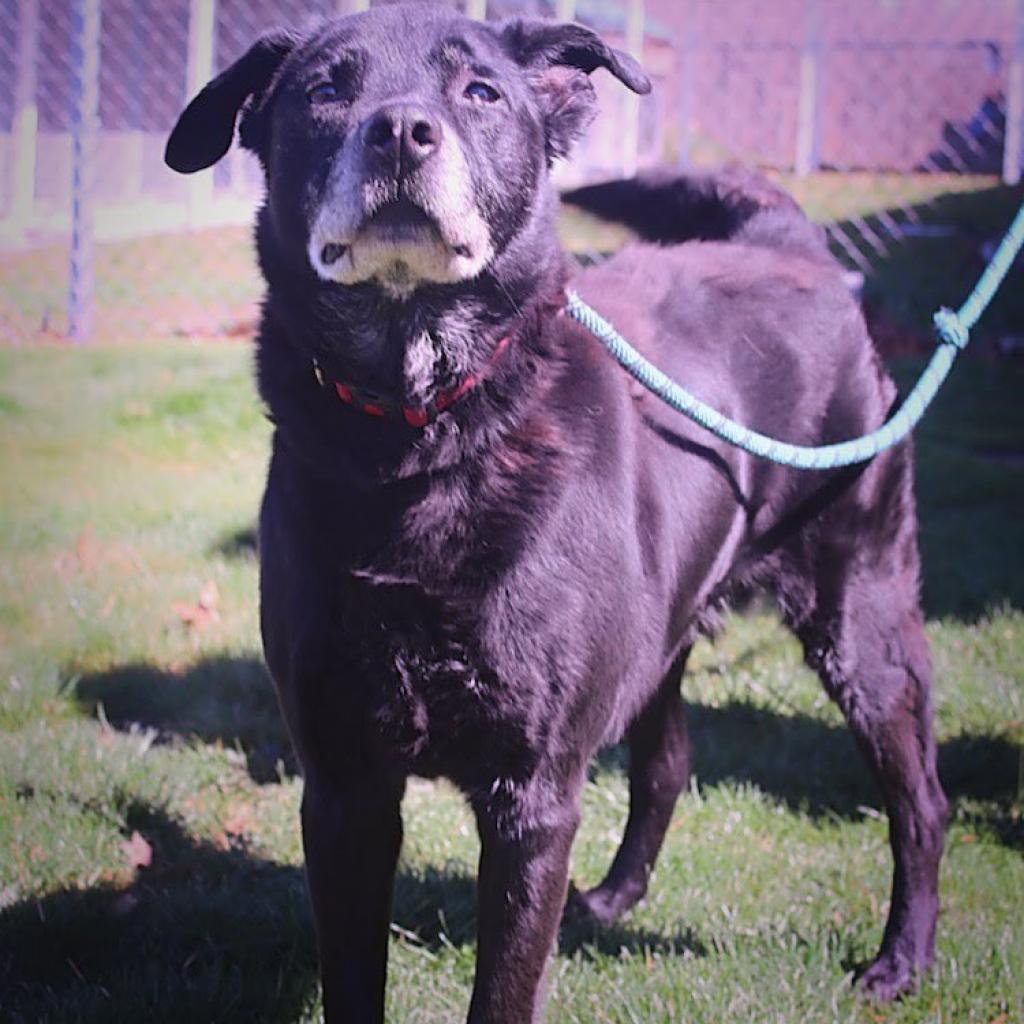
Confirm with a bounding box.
[124,0,147,205]
[795,0,822,176]
[466,0,487,18]
[675,0,696,169]
[186,0,216,228]
[555,0,577,22]
[336,0,369,12]
[11,0,40,232]
[621,0,645,177]
[1004,0,1024,185]
[68,0,101,342]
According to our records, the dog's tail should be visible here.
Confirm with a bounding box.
[561,166,828,259]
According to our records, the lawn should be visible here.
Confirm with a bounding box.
[0,336,1022,1023]
[0,188,1023,1022]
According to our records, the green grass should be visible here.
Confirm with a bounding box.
[777,171,1003,226]
[3,170,1024,1021]
[0,330,1021,1023]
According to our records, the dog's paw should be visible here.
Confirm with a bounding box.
[856,952,921,1003]
[565,882,638,926]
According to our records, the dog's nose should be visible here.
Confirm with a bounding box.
[362,105,441,173]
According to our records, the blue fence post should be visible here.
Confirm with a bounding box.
[68,0,101,342]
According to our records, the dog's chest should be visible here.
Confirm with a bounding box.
[343,581,534,783]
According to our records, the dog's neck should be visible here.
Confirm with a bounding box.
[258,183,566,407]
[254,182,573,493]
[290,282,531,409]
[257,268,573,588]
[257,268,570,485]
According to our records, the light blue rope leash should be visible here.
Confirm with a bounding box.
[567,198,1024,470]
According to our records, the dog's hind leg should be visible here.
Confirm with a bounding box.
[798,561,948,1001]
[573,648,691,924]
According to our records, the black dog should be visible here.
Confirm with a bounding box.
[166,5,947,1020]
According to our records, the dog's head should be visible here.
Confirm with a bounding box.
[165,3,649,300]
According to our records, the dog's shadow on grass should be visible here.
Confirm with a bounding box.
[596,700,1021,850]
[0,802,318,1024]
[0,801,697,1021]
[43,661,1016,1020]
[391,866,706,961]
[74,656,296,785]
[74,658,1022,850]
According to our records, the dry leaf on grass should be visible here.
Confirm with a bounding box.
[198,579,219,611]
[120,831,152,870]
[223,803,254,837]
[76,523,96,570]
[172,579,221,631]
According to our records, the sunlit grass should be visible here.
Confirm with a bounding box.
[0,325,1021,1022]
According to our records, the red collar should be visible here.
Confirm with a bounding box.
[315,334,512,428]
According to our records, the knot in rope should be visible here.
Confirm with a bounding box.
[933,307,970,350]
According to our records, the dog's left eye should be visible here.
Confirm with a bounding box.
[308,82,339,104]
[464,81,500,104]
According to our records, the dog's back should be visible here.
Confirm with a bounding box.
[562,170,894,509]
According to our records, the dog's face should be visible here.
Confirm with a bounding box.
[166,4,649,300]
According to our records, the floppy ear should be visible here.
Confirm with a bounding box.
[501,20,651,162]
[165,29,297,174]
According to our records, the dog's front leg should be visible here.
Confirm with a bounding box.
[302,774,404,1023]
[468,782,581,1024]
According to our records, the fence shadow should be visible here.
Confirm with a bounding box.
[840,183,1024,622]
[921,95,1006,175]
[839,182,1024,350]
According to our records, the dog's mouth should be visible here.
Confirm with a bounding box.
[318,199,441,268]
[364,198,438,242]
[309,179,493,293]
[363,198,475,259]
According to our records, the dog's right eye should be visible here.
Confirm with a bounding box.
[308,82,339,104]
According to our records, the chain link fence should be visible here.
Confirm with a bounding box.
[1,0,1022,348]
